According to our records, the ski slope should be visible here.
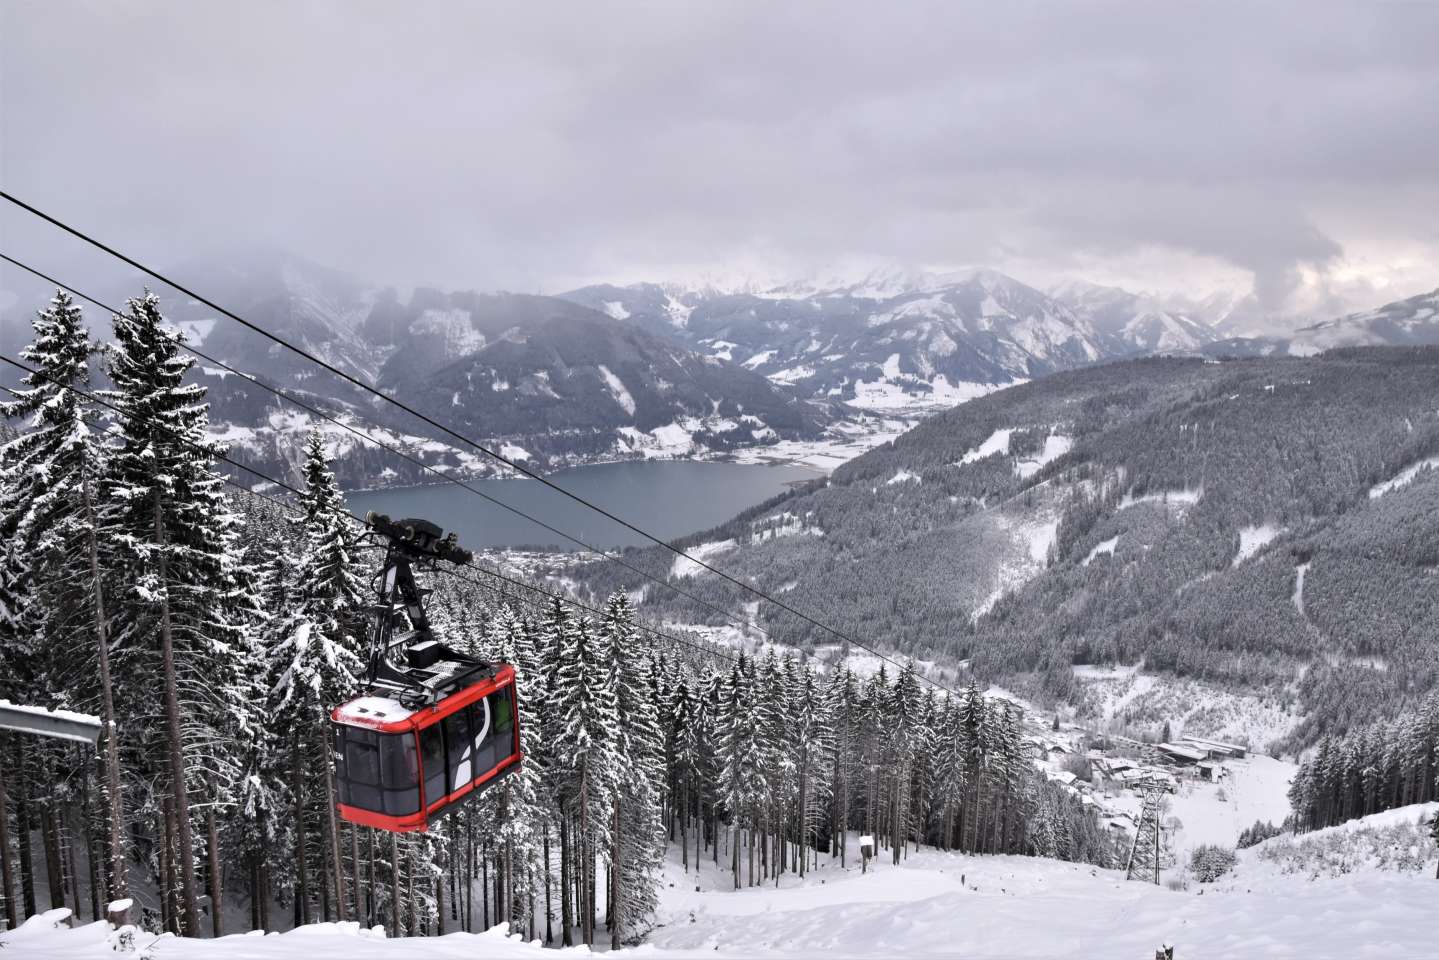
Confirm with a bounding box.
[14,820,1438,960]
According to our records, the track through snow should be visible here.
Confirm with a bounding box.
[15,838,1439,959]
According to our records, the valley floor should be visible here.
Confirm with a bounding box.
[14,814,1438,960]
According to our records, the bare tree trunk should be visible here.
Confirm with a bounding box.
[77,746,101,921]
[434,857,445,935]
[579,775,591,946]
[291,732,309,927]
[610,800,621,950]
[347,825,361,923]
[63,813,82,918]
[542,826,551,944]
[259,858,271,930]
[322,749,346,923]
[155,494,199,935]
[559,818,571,947]
[366,829,377,928]
[160,799,176,934]
[40,792,65,910]
[206,792,222,936]
[731,822,740,890]
[403,843,415,936]
[0,747,17,930]
[83,476,126,908]
[464,819,474,932]
[348,825,361,923]
[16,760,36,920]
[388,831,400,935]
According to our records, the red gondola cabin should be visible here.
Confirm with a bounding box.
[332,662,521,833]
[330,512,524,833]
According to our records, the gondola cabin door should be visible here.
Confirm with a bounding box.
[332,665,521,832]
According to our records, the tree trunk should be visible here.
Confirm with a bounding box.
[579,774,590,946]
[77,746,101,921]
[64,812,83,918]
[349,825,361,923]
[0,747,16,930]
[291,732,310,927]
[206,792,223,937]
[610,800,621,950]
[366,829,377,928]
[402,843,414,936]
[322,748,346,923]
[559,817,571,946]
[543,825,552,944]
[259,858,271,930]
[83,476,127,908]
[40,795,65,910]
[731,823,740,890]
[160,799,176,934]
[155,493,200,935]
[388,830,401,935]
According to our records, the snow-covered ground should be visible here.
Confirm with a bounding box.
[1093,755,1297,861]
[17,814,1439,960]
[727,415,913,472]
[1072,667,1302,751]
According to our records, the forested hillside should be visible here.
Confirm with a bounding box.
[577,349,1439,748]
[0,291,1111,943]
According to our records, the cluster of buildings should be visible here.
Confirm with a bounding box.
[1024,728,1251,840]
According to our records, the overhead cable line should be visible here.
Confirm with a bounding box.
[0,191,954,695]
[0,353,737,668]
[0,251,778,648]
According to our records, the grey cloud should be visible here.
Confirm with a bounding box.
[1,1,1436,310]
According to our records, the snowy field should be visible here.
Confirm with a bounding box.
[14,813,1439,960]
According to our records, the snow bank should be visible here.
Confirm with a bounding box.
[1231,524,1282,566]
[596,364,636,417]
[1118,487,1202,511]
[884,469,920,486]
[1081,536,1118,566]
[671,539,736,579]
[1014,434,1072,479]
[958,428,1012,465]
[1368,455,1439,499]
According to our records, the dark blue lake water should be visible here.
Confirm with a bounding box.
[347,460,819,549]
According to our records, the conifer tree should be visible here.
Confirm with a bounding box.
[103,292,249,935]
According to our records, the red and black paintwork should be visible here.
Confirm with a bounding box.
[332,664,523,833]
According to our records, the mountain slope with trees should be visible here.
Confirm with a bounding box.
[576,347,1439,749]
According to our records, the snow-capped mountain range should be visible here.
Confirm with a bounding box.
[562,270,1221,415]
[9,250,1432,488]
[1201,286,1439,358]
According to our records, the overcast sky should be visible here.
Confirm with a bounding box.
[2,1,1437,317]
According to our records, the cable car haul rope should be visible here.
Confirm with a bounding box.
[331,512,522,833]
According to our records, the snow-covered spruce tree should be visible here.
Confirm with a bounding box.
[716,655,763,888]
[0,290,134,918]
[786,657,832,877]
[548,606,619,945]
[263,431,367,927]
[822,667,858,865]
[886,663,923,863]
[102,292,251,936]
[226,498,297,933]
[474,604,546,938]
[599,594,664,945]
